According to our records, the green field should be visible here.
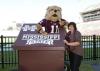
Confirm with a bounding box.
[0,63,94,71]
[0,66,18,71]
[80,63,94,71]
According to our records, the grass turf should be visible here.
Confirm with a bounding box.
[0,63,94,71]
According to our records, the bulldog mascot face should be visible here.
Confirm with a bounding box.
[45,6,62,22]
[36,5,68,35]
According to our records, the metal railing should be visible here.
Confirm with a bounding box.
[0,35,100,68]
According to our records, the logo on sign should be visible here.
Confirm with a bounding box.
[22,25,36,31]
[22,34,60,45]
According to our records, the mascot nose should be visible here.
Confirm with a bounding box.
[54,10,57,12]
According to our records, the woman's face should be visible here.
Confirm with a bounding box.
[68,25,75,32]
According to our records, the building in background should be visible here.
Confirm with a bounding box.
[80,3,100,22]
[78,3,100,35]
[0,22,23,36]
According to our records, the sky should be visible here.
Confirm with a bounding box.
[0,0,100,35]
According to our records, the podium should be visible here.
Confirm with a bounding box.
[13,24,66,71]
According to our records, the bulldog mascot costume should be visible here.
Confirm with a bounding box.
[36,5,68,34]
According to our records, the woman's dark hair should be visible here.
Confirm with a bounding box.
[68,22,77,30]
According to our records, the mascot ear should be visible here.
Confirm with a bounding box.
[59,7,62,11]
[47,6,50,10]
[45,6,50,20]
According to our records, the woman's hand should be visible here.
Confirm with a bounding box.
[64,40,69,45]
[64,39,80,46]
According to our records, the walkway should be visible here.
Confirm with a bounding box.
[92,64,100,71]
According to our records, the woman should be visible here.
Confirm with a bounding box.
[64,22,83,71]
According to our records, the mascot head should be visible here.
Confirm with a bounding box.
[45,5,62,22]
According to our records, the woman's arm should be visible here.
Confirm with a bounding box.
[64,40,80,47]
